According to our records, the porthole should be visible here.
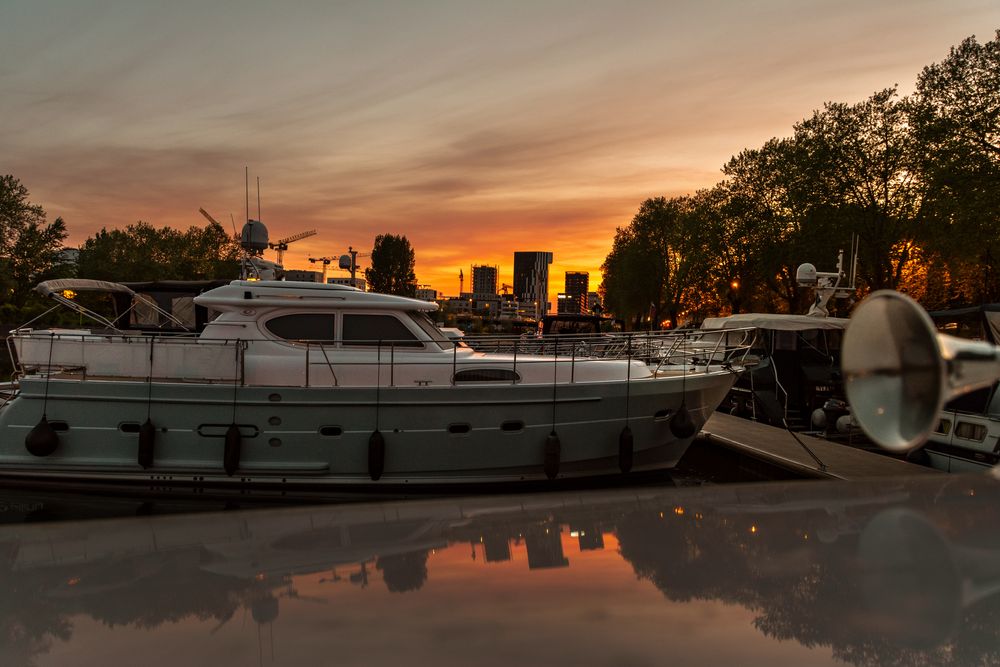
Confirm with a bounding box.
[320,426,342,437]
[654,409,672,421]
[448,423,471,435]
[119,422,141,433]
[49,421,69,432]
[268,416,282,426]
[500,420,524,432]
[269,438,282,447]
[269,393,282,402]
[453,368,520,383]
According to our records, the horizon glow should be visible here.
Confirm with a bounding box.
[2,1,998,300]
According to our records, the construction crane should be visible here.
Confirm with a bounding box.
[269,229,317,264]
[199,207,224,228]
[308,257,334,283]
[500,283,513,295]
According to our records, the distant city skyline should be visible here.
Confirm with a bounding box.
[3,1,997,298]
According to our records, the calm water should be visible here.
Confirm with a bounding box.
[0,438,804,527]
[1,471,998,666]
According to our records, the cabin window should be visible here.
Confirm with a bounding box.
[342,314,422,347]
[933,419,951,435]
[453,368,520,383]
[955,421,986,442]
[264,314,336,342]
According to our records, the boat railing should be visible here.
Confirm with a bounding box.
[460,328,753,361]
[6,327,756,388]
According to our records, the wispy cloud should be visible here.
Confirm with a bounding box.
[2,0,998,295]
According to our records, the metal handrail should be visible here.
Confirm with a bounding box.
[8,326,757,386]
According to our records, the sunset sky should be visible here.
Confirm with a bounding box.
[2,1,998,299]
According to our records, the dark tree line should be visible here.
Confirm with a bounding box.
[602,31,1000,328]
[0,172,420,330]
[75,221,241,282]
[0,178,243,312]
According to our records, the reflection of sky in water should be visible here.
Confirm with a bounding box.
[36,529,837,667]
[3,475,999,666]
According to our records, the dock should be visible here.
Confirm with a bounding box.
[698,412,940,480]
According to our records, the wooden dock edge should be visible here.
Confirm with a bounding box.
[698,412,940,481]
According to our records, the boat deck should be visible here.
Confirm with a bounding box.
[699,412,940,480]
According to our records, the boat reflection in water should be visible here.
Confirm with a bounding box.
[1,475,999,665]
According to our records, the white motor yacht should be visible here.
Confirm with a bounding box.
[0,279,753,489]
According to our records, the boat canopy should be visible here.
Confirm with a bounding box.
[701,313,849,332]
[29,279,189,332]
[35,279,136,296]
[928,303,1000,345]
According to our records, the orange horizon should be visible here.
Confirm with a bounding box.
[8,1,996,309]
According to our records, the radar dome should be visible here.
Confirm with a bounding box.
[240,219,269,253]
[796,262,817,286]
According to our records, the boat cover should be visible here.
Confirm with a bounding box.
[34,279,136,296]
[701,313,849,331]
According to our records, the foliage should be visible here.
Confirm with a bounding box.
[76,221,241,282]
[601,197,710,328]
[910,31,1000,304]
[0,175,71,309]
[364,234,417,297]
[792,88,927,291]
[601,31,1000,321]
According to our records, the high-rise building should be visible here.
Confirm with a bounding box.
[588,291,602,314]
[513,251,553,318]
[556,293,575,314]
[471,264,498,298]
[563,271,589,314]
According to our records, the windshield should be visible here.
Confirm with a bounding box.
[408,311,454,350]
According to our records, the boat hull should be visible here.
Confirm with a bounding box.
[0,372,734,488]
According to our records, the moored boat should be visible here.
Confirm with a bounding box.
[699,246,861,438]
[921,304,1000,471]
[0,279,753,489]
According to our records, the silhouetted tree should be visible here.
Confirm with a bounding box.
[364,234,417,297]
[0,175,70,310]
[791,88,928,291]
[910,31,1000,305]
[602,31,1000,320]
[601,197,709,328]
[375,550,429,592]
